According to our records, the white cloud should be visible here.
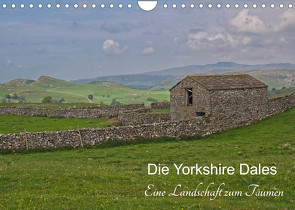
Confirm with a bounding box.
[142,47,155,55]
[102,39,128,55]
[230,10,268,34]
[146,41,154,46]
[275,10,295,32]
[187,31,235,50]
[242,37,251,45]
[101,21,136,33]
[17,65,28,69]
[5,59,12,66]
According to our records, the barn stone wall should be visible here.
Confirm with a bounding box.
[0,104,144,118]
[170,77,210,121]
[209,87,269,130]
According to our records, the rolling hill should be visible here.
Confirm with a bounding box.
[0,76,169,104]
[72,62,295,89]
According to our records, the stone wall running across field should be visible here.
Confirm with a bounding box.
[268,94,295,116]
[0,117,211,150]
[150,102,170,110]
[1,94,295,151]
[118,107,170,125]
[0,104,144,118]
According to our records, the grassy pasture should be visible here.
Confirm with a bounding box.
[0,115,114,134]
[0,103,106,109]
[0,107,294,208]
[0,76,169,105]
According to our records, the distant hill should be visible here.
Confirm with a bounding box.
[73,75,173,89]
[151,69,295,91]
[0,76,169,104]
[72,62,295,89]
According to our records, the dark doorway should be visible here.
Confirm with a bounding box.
[186,88,193,106]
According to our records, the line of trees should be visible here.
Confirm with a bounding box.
[2,94,26,103]
[41,96,65,104]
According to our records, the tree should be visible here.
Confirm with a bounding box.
[272,88,276,91]
[54,98,65,104]
[41,96,53,103]
[18,96,26,103]
[111,98,122,106]
[1,99,6,103]
[4,94,11,99]
[88,94,94,101]
[11,93,18,99]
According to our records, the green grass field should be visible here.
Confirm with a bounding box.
[0,107,294,208]
[0,103,107,109]
[268,87,295,98]
[0,76,169,105]
[0,115,114,134]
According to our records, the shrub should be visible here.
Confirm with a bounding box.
[146,97,157,102]
[88,94,94,100]
[41,96,53,103]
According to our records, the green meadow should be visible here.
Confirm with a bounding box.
[0,107,294,209]
[0,115,114,134]
[0,76,169,105]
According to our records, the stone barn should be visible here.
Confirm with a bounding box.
[170,74,269,127]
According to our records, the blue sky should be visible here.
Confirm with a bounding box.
[0,0,295,83]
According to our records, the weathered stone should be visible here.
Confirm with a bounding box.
[118,108,170,125]
[151,102,170,109]
[0,104,144,118]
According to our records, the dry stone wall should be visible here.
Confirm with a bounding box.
[118,107,170,125]
[0,104,144,118]
[0,117,211,150]
[268,94,295,116]
[118,112,170,125]
[1,94,295,151]
[151,102,170,110]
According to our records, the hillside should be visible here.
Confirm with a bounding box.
[249,70,295,89]
[151,70,295,91]
[72,62,295,89]
[1,71,295,105]
[0,76,169,104]
[0,106,294,209]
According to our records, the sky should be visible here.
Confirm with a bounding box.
[0,0,295,83]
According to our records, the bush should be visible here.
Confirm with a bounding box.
[88,94,94,100]
[146,97,158,102]
[18,96,26,103]
[111,98,122,106]
[54,98,65,104]
[41,96,53,103]
[11,94,18,99]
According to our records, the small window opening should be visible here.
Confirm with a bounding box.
[196,112,205,116]
[186,88,193,106]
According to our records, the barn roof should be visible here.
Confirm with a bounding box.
[170,74,268,91]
